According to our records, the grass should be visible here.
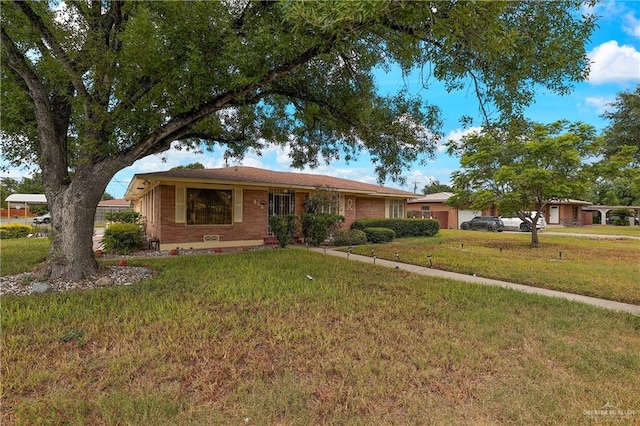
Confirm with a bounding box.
[2,246,640,425]
[345,230,640,305]
[0,237,50,276]
[547,225,640,237]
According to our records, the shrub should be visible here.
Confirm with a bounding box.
[364,227,395,243]
[301,213,344,246]
[0,223,33,239]
[105,211,140,224]
[351,218,439,238]
[102,223,144,254]
[268,215,300,248]
[332,229,367,246]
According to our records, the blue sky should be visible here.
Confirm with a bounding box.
[3,1,639,198]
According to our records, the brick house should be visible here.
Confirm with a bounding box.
[124,166,417,250]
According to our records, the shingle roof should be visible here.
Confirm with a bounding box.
[127,166,417,199]
[98,199,131,207]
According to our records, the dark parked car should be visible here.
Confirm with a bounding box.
[33,213,51,224]
[460,216,505,232]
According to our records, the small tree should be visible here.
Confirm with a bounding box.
[447,120,598,247]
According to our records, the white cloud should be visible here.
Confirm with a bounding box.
[584,96,615,114]
[623,10,640,38]
[588,41,640,84]
[440,126,483,152]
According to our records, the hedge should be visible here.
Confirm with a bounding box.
[0,223,33,239]
[102,223,144,254]
[364,227,395,243]
[351,218,439,238]
[332,229,367,246]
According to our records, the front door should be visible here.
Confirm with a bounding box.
[549,205,560,224]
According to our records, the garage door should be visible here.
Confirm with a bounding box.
[458,210,482,228]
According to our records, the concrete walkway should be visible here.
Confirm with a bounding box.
[308,247,640,316]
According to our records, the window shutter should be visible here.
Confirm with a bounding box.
[339,195,345,216]
[234,189,243,222]
[175,186,186,223]
[385,199,390,218]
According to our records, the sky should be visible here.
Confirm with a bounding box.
[2,1,639,199]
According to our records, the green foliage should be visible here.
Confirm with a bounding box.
[102,224,144,254]
[105,211,141,224]
[609,208,633,226]
[268,215,301,248]
[332,229,367,246]
[423,180,453,195]
[0,223,33,239]
[351,218,439,238]
[363,227,395,243]
[600,86,640,165]
[170,163,205,170]
[584,87,640,206]
[301,214,344,246]
[446,120,598,246]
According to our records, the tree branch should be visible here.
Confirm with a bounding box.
[14,0,89,100]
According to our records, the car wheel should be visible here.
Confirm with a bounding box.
[461,223,470,230]
[486,224,494,232]
[43,218,51,224]
[519,223,531,232]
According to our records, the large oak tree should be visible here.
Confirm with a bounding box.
[1,0,595,279]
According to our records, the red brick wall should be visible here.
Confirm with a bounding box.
[343,195,357,228]
[355,197,386,220]
[158,185,270,245]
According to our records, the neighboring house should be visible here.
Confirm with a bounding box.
[408,192,593,229]
[406,192,459,229]
[124,166,417,250]
[544,198,592,226]
[96,199,133,223]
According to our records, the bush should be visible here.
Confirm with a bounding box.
[102,223,144,254]
[268,215,300,248]
[364,227,395,243]
[105,211,140,224]
[351,218,439,238]
[0,223,33,239]
[301,213,344,246]
[332,229,367,246]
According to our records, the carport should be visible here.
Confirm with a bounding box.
[583,205,640,225]
[4,193,47,220]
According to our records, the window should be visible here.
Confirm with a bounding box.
[387,199,404,218]
[187,188,232,225]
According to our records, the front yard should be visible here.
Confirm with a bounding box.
[345,230,640,305]
[1,247,639,425]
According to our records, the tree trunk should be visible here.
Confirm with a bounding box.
[530,223,539,247]
[45,169,110,281]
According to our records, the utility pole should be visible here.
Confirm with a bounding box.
[413,181,420,194]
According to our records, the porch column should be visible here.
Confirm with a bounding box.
[597,208,610,225]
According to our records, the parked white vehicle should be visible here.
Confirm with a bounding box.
[500,213,547,232]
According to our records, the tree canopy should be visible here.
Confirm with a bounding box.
[584,86,640,206]
[446,120,598,246]
[0,0,597,279]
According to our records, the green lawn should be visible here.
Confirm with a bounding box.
[547,225,640,237]
[345,230,640,305]
[2,248,640,425]
[0,237,50,276]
